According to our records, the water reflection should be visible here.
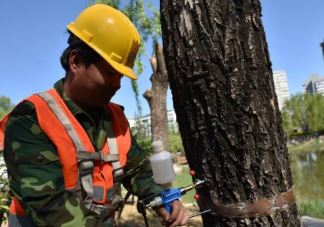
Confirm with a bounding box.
[290,150,324,200]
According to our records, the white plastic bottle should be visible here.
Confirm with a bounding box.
[149,140,175,185]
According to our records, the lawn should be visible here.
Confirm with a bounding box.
[172,165,196,204]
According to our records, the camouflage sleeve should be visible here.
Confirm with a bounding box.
[122,134,163,199]
[3,101,108,227]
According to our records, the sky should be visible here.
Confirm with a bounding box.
[0,1,324,118]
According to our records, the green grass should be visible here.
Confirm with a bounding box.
[172,166,196,204]
[288,140,324,154]
[298,199,324,219]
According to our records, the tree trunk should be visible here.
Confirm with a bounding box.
[143,42,169,149]
[160,0,300,226]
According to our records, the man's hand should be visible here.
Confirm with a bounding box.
[156,200,189,227]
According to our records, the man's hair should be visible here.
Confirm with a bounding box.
[60,32,102,73]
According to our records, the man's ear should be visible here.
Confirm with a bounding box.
[69,50,81,73]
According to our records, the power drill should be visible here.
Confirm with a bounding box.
[138,142,211,226]
[144,179,205,213]
[138,178,209,227]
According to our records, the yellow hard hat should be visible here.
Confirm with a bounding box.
[67,4,141,80]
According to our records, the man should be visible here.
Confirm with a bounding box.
[2,4,188,227]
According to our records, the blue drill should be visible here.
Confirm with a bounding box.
[144,179,205,213]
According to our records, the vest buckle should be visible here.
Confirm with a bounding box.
[79,160,94,176]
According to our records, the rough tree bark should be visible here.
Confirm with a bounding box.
[143,42,169,149]
[160,0,300,226]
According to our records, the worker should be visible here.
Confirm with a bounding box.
[1,4,188,227]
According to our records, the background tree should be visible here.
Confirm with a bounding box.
[143,43,169,148]
[0,96,14,118]
[160,0,299,226]
[90,0,169,148]
[282,93,324,136]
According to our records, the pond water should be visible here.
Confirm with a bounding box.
[290,150,324,201]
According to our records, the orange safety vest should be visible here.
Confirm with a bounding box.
[0,113,9,151]
[2,89,131,224]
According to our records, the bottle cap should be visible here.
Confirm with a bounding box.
[152,140,163,153]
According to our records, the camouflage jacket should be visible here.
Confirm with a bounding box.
[3,79,162,226]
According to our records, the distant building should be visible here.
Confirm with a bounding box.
[128,110,178,138]
[127,114,151,138]
[303,76,324,95]
[273,70,290,110]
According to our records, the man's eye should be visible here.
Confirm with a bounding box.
[106,70,116,75]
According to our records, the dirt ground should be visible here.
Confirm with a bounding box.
[118,202,203,227]
[0,200,202,227]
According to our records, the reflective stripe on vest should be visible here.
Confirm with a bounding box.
[107,122,124,179]
[8,89,131,219]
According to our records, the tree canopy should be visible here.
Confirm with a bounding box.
[0,96,14,118]
[281,93,324,136]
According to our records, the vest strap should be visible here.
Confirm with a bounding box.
[78,151,120,162]
[106,122,124,180]
[79,161,94,176]
[89,184,123,219]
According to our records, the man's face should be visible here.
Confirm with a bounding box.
[75,59,123,108]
